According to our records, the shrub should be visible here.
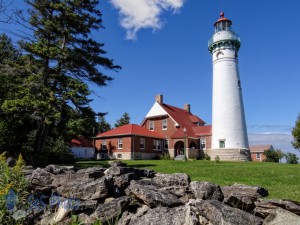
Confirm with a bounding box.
[47,137,75,164]
[215,156,220,163]
[160,152,171,160]
[0,152,28,224]
[204,153,211,160]
[285,152,299,164]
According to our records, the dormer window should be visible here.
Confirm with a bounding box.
[149,121,154,131]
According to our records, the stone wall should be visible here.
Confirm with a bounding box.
[19,162,300,224]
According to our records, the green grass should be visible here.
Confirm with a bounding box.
[75,159,300,202]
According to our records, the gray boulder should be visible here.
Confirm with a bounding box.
[56,176,113,200]
[125,181,182,208]
[254,199,300,218]
[223,192,256,212]
[30,168,54,191]
[108,160,127,167]
[91,196,131,223]
[263,207,300,225]
[118,205,199,225]
[153,173,190,188]
[190,199,263,225]
[45,165,75,175]
[222,183,268,199]
[190,181,224,201]
[76,166,106,179]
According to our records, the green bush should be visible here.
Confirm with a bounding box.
[0,152,28,225]
[160,152,171,160]
[204,153,211,160]
[47,137,75,164]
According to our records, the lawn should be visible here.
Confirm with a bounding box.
[75,159,300,202]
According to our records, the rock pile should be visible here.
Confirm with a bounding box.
[22,162,300,225]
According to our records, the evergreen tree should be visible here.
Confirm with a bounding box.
[97,113,111,133]
[0,33,33,158]
[292,114,300,150]
[2,0,120,163]
[115,112,131,128]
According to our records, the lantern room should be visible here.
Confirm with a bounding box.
[214,12,232,32]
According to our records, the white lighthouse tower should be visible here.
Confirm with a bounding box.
[208,12,250,161]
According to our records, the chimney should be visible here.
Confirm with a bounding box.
[184,104,190,113]
[155,94,163,104]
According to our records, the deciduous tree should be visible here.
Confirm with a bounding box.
[285,152,299,164]
[292,114,300,151]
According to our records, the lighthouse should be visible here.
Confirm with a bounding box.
[208,12,250,161]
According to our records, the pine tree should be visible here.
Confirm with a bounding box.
[97,113,111,133]
[3,0,120,159]
[115,112,131,128]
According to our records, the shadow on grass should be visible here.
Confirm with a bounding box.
[127,164,157,168]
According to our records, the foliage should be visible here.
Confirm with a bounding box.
[275,149,285,163]
[292,113,300,150]
[204,153,211,160]
[264,150,280,163]
[215,156,220,163]
[0,0,120,165]
[76,159,300,201]
[160,152,171,160]
[0,152,28,225]
[285,152,299,164]
[47,137,75,165]
[97,113,112,133]
[114,112,130,128]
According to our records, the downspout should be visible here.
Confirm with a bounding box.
[132,135,135,160]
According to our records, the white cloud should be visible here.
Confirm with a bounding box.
[109,0,186,40]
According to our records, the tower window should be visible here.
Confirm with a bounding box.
[219,140,225,148]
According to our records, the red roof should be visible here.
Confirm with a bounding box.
[193,125,212,136]
[249,145,274,153]
[71,136,93,147]
[214,12,232,26]
[96,124,164,139]
[159,103,206,139]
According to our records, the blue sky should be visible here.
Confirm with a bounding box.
[1,0,300,156]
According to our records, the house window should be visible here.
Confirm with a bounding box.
[84,149,87,156]
[118,138,123,149]
[162,119,167,130]
[149,121,154,131]
[200,139,206,150]
[117,154,122,159]
[164,139,169,149]
[153,140,161,151]
[102,140,107,150]
[219,140,225,148]
[140,138,145,149]
[256,153,261,159]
